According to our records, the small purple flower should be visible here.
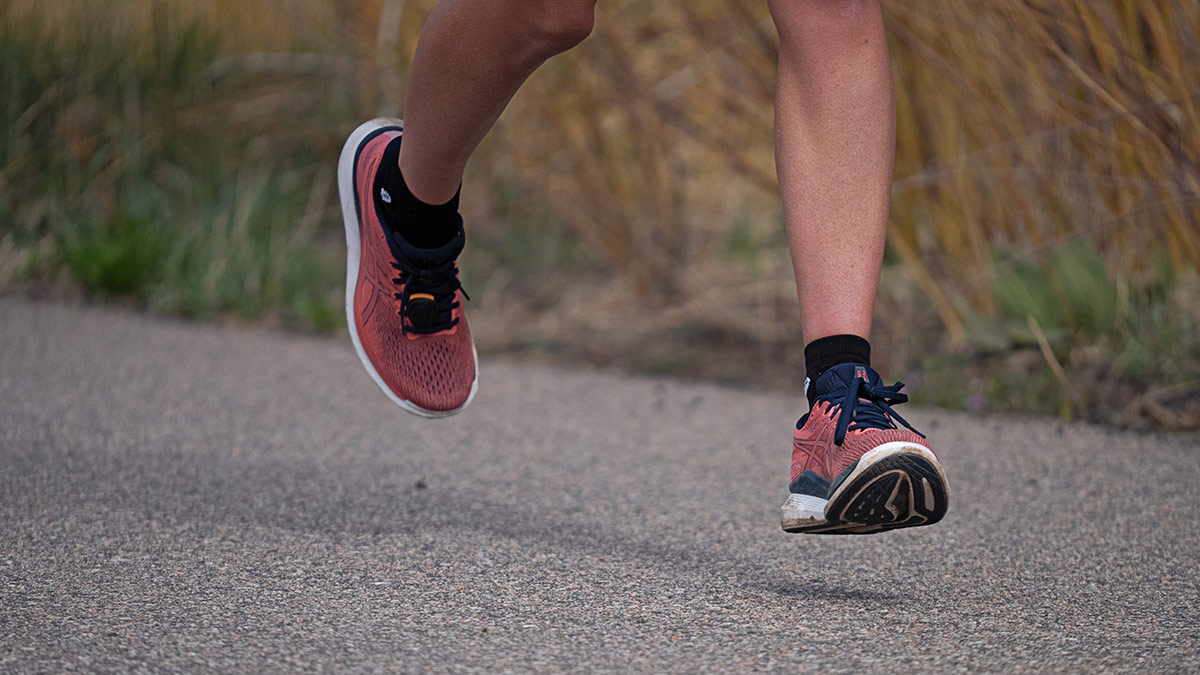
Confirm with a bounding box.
[967,393,987,413]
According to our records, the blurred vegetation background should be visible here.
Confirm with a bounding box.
[1,0,1197,429]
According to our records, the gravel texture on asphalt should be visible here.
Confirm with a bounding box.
[2,298,1198,673]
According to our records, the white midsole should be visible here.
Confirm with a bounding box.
[780,492,828,523]
[337,118,478,419]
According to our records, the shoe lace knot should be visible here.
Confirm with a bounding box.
[819,376,924,446]
[387,232,470,336]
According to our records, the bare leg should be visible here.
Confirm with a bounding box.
[767,0,895,343]
[398,0,596,205]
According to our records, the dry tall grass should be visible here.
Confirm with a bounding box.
[495,0,1200,331]
[3,0,1197,425]
[887,1,1200,336]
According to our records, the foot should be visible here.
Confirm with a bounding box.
[338,119,478,417]
[780,363,949,534]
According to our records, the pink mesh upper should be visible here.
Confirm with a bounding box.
[791,401,930,483]
[353,131,476,412]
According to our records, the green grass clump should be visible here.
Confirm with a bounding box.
[0,4,352,328]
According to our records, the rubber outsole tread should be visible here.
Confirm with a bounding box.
[782,445,948,535]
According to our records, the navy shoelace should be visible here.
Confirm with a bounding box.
[817,377,924,446]
[391,259,468,335]
[387,231,469,336]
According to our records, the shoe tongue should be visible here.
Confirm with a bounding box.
[388,221,465,266]
[814,362,881,397]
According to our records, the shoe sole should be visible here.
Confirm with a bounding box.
[338,118,479,419]
[780,441,949,535]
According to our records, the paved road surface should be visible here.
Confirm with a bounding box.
[2,298,1198,672]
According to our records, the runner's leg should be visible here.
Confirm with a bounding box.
[339,0,594,416]
[767,0,894,343]
[399,0,597,205]
[770,2,949,535]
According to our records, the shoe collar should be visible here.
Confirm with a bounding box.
[385,220,465,268]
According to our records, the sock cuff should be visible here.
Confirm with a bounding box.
[395,167,461,218]
[804,334,871,402]
[376,136,462,249]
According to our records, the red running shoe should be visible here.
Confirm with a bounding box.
[338,119,477,417]
[780,363,949,534]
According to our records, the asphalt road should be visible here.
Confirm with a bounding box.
[2,298,1198,672]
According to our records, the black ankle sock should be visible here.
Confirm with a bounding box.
[804,334,871,405]
[375,137,461,249]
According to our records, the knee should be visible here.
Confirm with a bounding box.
[767,0,878,40]
[522,0,597,60]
